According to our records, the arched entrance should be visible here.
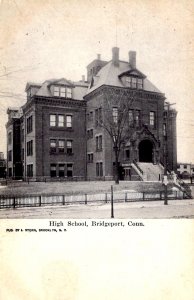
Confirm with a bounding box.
[139,140,153,162]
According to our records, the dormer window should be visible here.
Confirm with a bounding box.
[66,88,72,98]
[53,86,72,98]
[54,86,60,96]
[60,87,66,97]
[125,77,143,89]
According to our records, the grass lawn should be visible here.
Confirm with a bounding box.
[0,180,165,196]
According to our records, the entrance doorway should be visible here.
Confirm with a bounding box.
[139,140,153,162]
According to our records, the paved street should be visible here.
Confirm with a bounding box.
[0,199,194,219]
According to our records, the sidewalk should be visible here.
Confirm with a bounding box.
[0,199,194,219]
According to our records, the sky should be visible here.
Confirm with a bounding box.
[0,0,193,162]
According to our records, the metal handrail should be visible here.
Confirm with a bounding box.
[133,160,143,175]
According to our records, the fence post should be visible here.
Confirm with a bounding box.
[111,185,114,218]
[62,195,65,205]
[143,192,145,201]
[105,193,107,203]
[13,197,16,209]
[85,194,87,205]
[39,196,41,207]
[125,192,127,202]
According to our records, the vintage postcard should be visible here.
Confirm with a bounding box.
[0,0,194,299]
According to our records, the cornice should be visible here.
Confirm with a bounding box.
[85,84,166,101]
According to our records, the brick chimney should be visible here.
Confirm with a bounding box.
[112,47,119,66]
[129,51,136,69]
[97,54,101,60]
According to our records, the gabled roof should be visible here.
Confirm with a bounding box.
[86,60,162,95]
[26,78,88,101]
[25,82,41,92]
[47,78,75,88]
[118,68,146,78]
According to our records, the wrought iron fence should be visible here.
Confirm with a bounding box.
[0,189,186,210]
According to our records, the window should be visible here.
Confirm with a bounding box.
[50,114,72,127]
[95,108,102,127]
[126,77,131,85]
[87,153,93,163]
[96,162,103,177]
[67,164,73,177]
[54,86,60,96]
[66,115,72,128]
[96,136,98,151]
[58,140,65,153]
[50,164,57,177]
[125,77,143,89]
[21,129,24,142]
[96,163,99,177]
[150,111,156,127]
[126,149,130,159]
[67,140,72,155]
[8,132,12,144]
[128,110,134,126]
[131,77,137,88]
[163,124,166,136]
[27,164,33,177]
[59,164,65,177]
[96,135,102,151]
[99,108,102,125]
[89,111,93,122]
[137,78,143,89]
[50,114,57,127]
[113,107,118,124]
[8,150,12,162]
[60,87,66,97]
[8,168,12,177]
[95,109,99,127]
[135,110,141,127]
[27,115,33,133]
[87,129,93,139]
[53,86,72,98]
[27,140,33,156]
[22,148,24,161]
[58,115,65,127]
[99,135,102,150]
[66,88,72,98]
[50,139,57,153]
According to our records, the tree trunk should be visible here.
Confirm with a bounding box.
[115,151,119,184]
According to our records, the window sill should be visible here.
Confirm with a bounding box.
[50,152,74,155]
[50,127,73,131]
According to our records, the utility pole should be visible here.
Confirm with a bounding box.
[163,102,176,205]
[111,185,114,218]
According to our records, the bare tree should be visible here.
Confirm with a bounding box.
[98,86,137,184]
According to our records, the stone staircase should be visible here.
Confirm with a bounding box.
[137,163,164,181]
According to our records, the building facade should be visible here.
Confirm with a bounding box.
[0,152,6,178]
[6,108,23,178]
[6,48,177,181]
[85,48,177,180]
[177,163,194,178]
